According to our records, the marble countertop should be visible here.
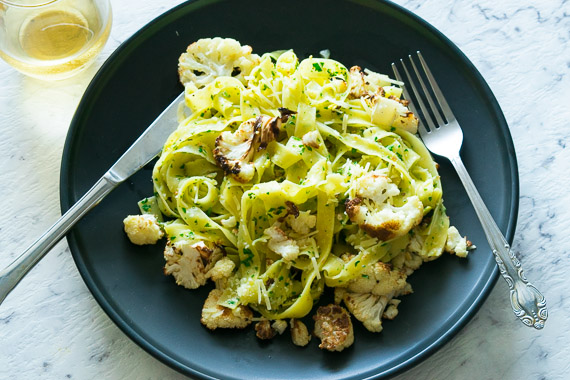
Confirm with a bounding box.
[1,0,568,379]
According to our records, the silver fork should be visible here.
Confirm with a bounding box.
[392,52,547,329]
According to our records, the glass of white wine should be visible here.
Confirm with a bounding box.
[0,0,112,80]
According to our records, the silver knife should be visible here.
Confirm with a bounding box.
[0,91,185,305]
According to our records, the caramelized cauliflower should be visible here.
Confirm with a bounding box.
[123,214,163,245]
[313,304,354,352]
[213,117,258,182]
[214,109,294,182]
[336,261,412,332]
[255,319,277,340]
[178,37,260,89]
[346,172,423,240]
[348,66,418,133]
[255,319,289,340]
[348,65,369,99]
[201,289,253,330]
[163,240,222,289]
[290,319,311,347]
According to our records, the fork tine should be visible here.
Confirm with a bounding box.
[408,54,446,127]
[390,63,419,117]
[392,63,430,137]
[397,58,438,133]
[417,51,455,122]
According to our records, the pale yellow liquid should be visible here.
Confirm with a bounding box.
[20,9,92,60]
[0,5,111,80]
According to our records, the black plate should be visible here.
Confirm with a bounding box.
[60,0,518,379]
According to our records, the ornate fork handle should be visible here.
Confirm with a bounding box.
[450,155,547,329]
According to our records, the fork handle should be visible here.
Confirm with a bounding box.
[450,155,547,329]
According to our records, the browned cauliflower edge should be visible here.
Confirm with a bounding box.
[163,240,222,289]
[201,289,253,330]
[178,37,260,89]
[345,172,423,240]
[347,65,418,133]
[255,319,277,340]
[213,109,295,183]
[313,304,354,352]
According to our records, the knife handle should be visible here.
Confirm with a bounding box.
[0,173,118,305]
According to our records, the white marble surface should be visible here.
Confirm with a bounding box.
[1,0,569,379]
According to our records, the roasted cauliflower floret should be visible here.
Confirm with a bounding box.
[255,319,289,340]
[347,66,418,133]
[346,172,423,240]
[201,289,253,330]
[445,226,473,258]
[264,224,300,261]
[391,250,423,276]
[272,320,288,335]
[123,214,163,245]
[163,240,222,289]
[285,210,317,235]
[178,37,260,89]
[290,319,311,347]
[346,261,411,296]
[355,171,400,203]
[207,257,235,281]
[255,319,277,340]
[348,65,389,99]
[214,109,294,183]
[313,304,354,352]
[213,118,257,182]
[207,256,235,289]
[407,232,425,256]
[337,261,411,332]
[348,65,368,99]
[383,299,401,320]
[339,291,389,332]
[404,252,423,272]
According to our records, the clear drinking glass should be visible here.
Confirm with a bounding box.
[0,0,112,80]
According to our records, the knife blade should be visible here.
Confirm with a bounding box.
[108,91,184,181]
[0,91,185,306]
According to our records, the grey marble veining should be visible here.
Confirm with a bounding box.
[1,0,569,379]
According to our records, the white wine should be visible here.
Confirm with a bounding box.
[20,8,92,60]
[0,0,111,80]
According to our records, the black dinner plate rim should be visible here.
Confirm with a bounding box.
[60,0,519,379]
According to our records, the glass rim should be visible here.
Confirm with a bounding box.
[0,0,59,8]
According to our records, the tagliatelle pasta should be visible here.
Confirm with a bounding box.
[124,38,471,349]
